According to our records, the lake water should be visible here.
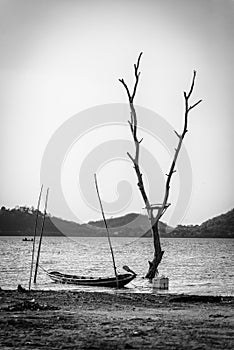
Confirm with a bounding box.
[0,236,233,296]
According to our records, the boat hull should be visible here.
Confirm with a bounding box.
[47,271,136,288]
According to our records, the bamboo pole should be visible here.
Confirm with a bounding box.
[94,174,119,288]
[28,185,43,291]
[33,188,49,284]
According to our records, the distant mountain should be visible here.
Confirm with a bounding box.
[88,212,172,237]
[170,209,234,238]
[0,206,168,237]
[0,205,233,238]
[0,206,66,236]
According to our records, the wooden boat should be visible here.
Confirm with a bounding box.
[47,265,136,288]
[38,177,136,289]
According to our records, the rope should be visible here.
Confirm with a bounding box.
[38,264,49,273]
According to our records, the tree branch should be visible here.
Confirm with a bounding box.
[174,130,181,138]
[127,152,135,163]
[189,99,202,111]
[119,52,150,212]
[119,79,131,102]
[157,70,202,220]
[187,70,196,99]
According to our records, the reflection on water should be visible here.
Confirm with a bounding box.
[0,237,233,296]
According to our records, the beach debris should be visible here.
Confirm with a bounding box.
[209,313,230,318]
[169,295,222,303]
[3,298,59,311]
[17,284,27,293]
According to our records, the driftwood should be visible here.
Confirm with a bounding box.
[169,295,222,304]
[119,53,202,280]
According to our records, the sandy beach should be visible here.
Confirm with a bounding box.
[0,289,233,349]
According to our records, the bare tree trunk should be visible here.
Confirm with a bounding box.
[145,220,164,280]
[119,54,202,280]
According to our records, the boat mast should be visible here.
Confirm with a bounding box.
[94,174,119,288]
[28,184,43,291]
[33,188,49,284]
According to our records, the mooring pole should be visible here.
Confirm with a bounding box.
[94,174,119,288]
[28,185,43,290]
[33,188,49,284]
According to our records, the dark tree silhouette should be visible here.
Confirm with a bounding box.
[119,53,202,280]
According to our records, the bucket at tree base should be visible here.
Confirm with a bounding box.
[152,276,169,290]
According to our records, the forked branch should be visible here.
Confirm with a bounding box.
[156,70,202,221]
[119,52,151,212]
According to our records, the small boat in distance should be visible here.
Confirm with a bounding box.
[22,238,34,242]
[47,265,136,288]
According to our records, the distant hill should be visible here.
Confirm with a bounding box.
[170,208,234,238]
[0,206,66,236]
[0,205,233,238]
[88,213,171,237]
[0,206,168,237]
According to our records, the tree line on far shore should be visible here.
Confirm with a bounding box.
[0,206,233,238]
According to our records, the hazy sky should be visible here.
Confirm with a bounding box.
[0,0,233,226]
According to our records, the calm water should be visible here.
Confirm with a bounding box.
[0,236,233,296]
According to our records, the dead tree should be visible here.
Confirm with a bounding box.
[119,53,202,280]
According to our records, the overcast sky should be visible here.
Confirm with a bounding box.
[0,0,233,226]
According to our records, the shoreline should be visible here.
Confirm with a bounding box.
[1,289,233,349]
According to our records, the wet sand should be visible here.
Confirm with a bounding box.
[0,289,233,349]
